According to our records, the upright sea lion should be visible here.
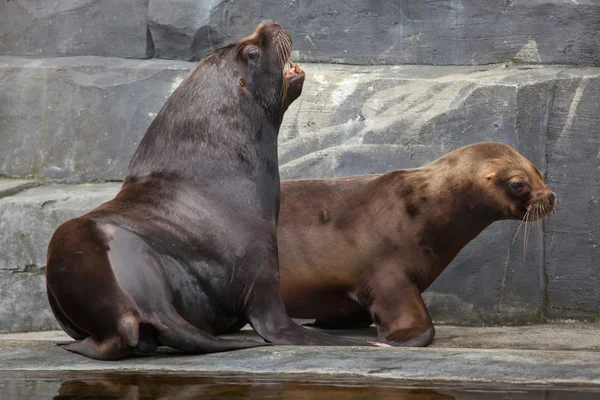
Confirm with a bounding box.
[276,142,556,346]
[45,21,370,361]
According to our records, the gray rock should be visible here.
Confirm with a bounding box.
[0,182,120,332]
[0,57,568,184]
[0,271,59,333]
[147,0,217,60]
[0,56,193,182]
[0,180,40,199]
[0,183,120,274]
[2,339,600,388]
[545,68,600,321]
[0,0,151,59]
[146,0,600,65]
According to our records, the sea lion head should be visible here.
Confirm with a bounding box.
[468,142,556,222]
[230,20,305,116]
[126,21,305,179]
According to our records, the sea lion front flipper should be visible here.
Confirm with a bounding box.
[244,272,377,346]
[370,278,436,347]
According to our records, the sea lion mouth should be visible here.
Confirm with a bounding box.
[263,24,303,106]
[284,60,303,80]
[276,30,303,81]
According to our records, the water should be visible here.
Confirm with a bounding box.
[1,373,599,400]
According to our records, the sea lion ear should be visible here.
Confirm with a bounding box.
[486,172,495,180]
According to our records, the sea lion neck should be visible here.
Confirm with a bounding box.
[383,167,498,267]
[125,62,281,185]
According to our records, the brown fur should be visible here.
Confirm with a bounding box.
[277,142,556,346]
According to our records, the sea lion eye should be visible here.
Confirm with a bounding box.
[247,47,260,60]
[510,181,524,192]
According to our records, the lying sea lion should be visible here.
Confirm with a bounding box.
[45,21,369,361]
[276,142,556,346]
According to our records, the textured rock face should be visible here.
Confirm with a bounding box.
[0,184,119,273]
[0,272,59,333]
[147,0,215,61]
[0,57,190,182]
[1,0,598,65]
[0,183,118,333]
[278,64,559,180]
[0,0,151,59]
[545,69,600,321]
[146,0,600,65]
[0,57,564,183]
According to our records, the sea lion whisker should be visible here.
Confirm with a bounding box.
[524,207,532,256]
[512,210,529,245]
[536,206,544,239]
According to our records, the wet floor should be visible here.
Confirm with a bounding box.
[2,373,600,400]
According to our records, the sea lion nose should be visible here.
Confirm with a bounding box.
[547,192,556,206]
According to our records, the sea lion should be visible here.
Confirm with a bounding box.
[276,142,556,346]
[45,21,369,361]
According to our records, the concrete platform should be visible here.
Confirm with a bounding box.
[1,324,599,387]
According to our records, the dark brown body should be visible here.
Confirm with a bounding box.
[277,142,556,346]
[45,21,370,361]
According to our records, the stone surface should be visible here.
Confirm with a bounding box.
[0,182,118,333]
[545,69,600,322]
[0,56,566,184]
[0,183,119,273]
[0,271,58,333]
[147,0,215,61]
[5,327,600,397]
[2,332,600,387]
[5,326,600,395]
[146,0,600,65]
[0,56,191,182]
[0,180,40,199]
[4,323,600,352]
[0,0,151,59]
[1,0,598,65]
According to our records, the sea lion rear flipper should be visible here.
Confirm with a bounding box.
[157,315,269,353]
[60,336,132,360]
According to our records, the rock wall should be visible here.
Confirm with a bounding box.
[0,0,599,332]
[2,1,599,65]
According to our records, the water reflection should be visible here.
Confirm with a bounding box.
[53,377,455,400]
[1,374,599,400]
